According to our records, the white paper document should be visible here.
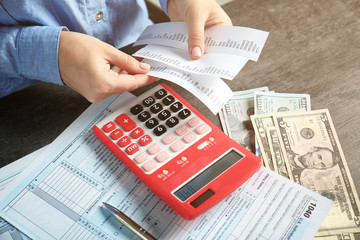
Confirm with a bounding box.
[142,59,234,115]
[133,45,248,80]
[132,22,269,114]
[0,90,332,240]
[134,22,269,62]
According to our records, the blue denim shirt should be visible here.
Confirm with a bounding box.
[0,0,168,97]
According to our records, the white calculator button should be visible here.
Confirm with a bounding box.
[183,132,197,143]
[155,151,170,163]
[170,140,184,152]
[161,133,176,145]
[175,124,189,136]
[142,160,157,172]
[187,116,201,128]
[147,143,162,155]
[134,152,149,164]
[195,123,210,135]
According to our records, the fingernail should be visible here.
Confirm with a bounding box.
[140,62,151,70]
[191,46,202,57]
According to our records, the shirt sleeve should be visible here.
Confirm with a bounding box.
[0,25,66,97]
[159,0,169,16]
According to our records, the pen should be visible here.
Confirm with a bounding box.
[102,202,158,240]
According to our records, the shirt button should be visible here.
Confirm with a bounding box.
[95,11,103,21]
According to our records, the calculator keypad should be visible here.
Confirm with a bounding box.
[100,88,211,174]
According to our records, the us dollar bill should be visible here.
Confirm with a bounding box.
[221,93,256,153]
[250,113,276,169]
[273,109,360,236]
[252,92,311,169]
[266,126,289,178]
[254,92,311,115]
[315,233,355,240]
[218,87,269,153]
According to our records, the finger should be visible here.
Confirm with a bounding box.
[105,46,151,74]
[185,14,207,60]
[112,74,160,93]
[111,65,122,73]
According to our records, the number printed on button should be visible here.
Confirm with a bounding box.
[98,85,212,174]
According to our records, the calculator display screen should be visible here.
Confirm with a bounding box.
[173,150,244,202]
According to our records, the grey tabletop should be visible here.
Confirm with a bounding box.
[0,0,359,237]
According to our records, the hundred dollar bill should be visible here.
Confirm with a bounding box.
[218,87,269,152]
[266,126,289,178]
[273,109,360,236]
[252,92,311,169]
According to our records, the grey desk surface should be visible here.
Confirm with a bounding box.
[0,0,359,237]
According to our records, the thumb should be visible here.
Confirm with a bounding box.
[105,46,151,74]
[186,18,206,60]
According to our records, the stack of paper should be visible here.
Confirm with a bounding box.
[132,22,269,114]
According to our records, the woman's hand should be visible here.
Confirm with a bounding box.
[58,31,158,102]
[167,0,232,59]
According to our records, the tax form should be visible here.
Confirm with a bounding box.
[132,22,269,115]
[0,91,332,240]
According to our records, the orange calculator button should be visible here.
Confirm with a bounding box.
[116,113,136,131]
[126,143,139,155]
[118,136,131,148]
[110,129,124,140]
[138,134,152,146]
[103,121,116,133]
[131,127,145,139]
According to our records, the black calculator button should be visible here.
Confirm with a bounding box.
[155,89,167,99]
[178,109,191,119]
[158,110,171,120]
[170,102,183,112]
[145,118,159,129]
[130,104,143,115]
[166,117,179,128]
[143,96,155,107]
[150,103,163,114]
[162,95,175,105]
[153,125,167,136]
[138,111,151,122]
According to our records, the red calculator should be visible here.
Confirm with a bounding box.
[93,84,261,220]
